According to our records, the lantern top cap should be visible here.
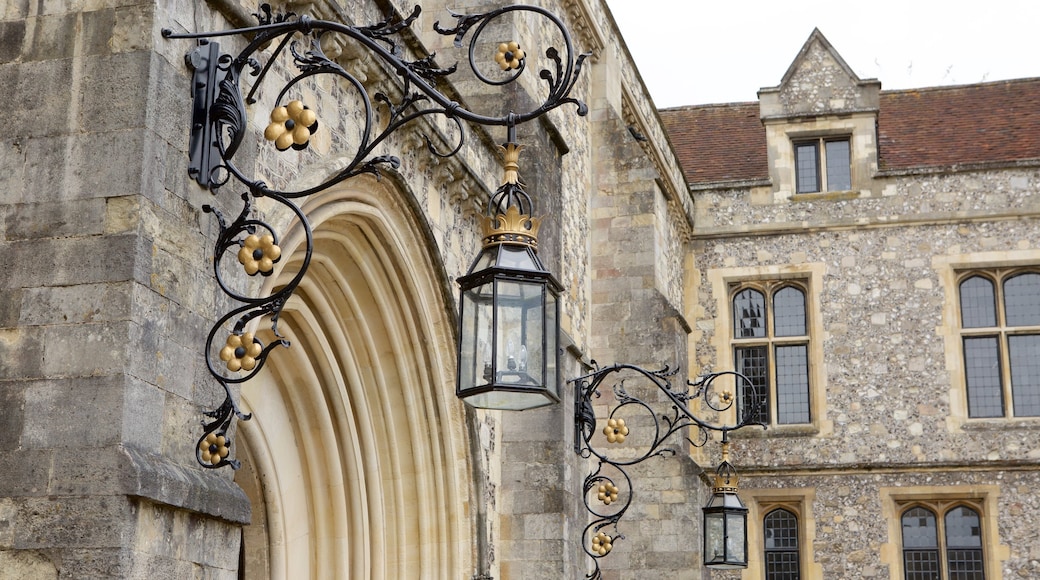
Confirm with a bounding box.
[481,141,540,249]
[712,442,740,493]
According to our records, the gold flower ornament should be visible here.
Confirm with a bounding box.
[494,41,525,71]
[591,532,613,556]
[219,332,262,372]
[603,418,629,444]
[237,233,281,276]
[597,482,620,505]
[199,432,230,465]
[264,100,318,151]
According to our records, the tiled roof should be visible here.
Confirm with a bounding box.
[660,78,1040,186]
[878,78,1040,170]
[659,102,768,185]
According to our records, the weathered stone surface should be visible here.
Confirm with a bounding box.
[17,283,132,326]
[0,21,26,64]
[0,549,57,580]
[21,376,126,448]
[0,327,45,380]
[1,234,146,290]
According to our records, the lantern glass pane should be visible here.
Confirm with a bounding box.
[705,511,725,564]
[497,245,538,270]
[727,511,747,562]
[494,280,543,386]
[546,291,559,398]
[459,282,494,393]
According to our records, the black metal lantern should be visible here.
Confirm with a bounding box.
[702,448,749,569]
[456,143,562,410]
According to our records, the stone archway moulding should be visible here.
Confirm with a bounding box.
[234,175,472,579]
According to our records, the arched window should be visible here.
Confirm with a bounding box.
[900,503,984,580]
[764,508,800,579]
[958,270,1040,418]
[732,282,811,425]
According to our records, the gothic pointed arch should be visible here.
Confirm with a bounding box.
[233,173,472,579]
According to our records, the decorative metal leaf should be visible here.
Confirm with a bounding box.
[433,10,486,47]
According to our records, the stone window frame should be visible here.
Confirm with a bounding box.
[740,488,822,580]
[731,280,812,426]
[763,115,877,202]
[707,263,831,436]
[934,250,1040,430]
[793,136,852,194]
[879,485,1008,580]
[956,267,1040,418]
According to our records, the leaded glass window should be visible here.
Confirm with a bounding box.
[764,508,800,580]
[900,502,985,580]
[732,282,811,425]
[958,270,1040,418]
[794,137,851,193]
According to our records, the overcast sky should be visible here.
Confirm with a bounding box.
[605,0,1040,109]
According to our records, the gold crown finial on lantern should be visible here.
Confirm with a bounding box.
[481,205,541,248]
[479,141,540,248]
[712,442,740,493]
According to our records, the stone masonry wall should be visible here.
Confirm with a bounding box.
[1,0,251,578]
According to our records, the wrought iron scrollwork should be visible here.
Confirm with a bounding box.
[571,363,765,579]
[163,3,589,467]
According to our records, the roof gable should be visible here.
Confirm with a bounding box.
[759,28,881,119]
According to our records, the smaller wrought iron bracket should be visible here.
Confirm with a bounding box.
[570,363,765,580]
[186,41,223,189]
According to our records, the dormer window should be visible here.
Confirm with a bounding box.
[794,137,851,193]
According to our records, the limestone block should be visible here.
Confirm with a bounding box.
[0,21,25,63]
[0,144,26,210]
[39,321,129,377]
[46,548,133,578]
[0,327,45,380]
[23,13,77,61]
[5,60,74,139]
[18,283,132,326]
[21,375,127,448]
[0,550,57,580]
[119,377,165,452]
[47,447,127,496]
[77,52,151,133]
[2,234,144,289]
[4,495,136,549]
[5,199,108,241]
[0,386,25,450]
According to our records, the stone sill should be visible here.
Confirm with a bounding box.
[732,424,819,438]
[790,190,860,202]
[959,418,1040,431]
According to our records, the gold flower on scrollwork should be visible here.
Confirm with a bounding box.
[597,482,619,505]
[494,41,525,71]
[264,100,318,151]
[591,531,612,556]
[199,432,230,465]
[602,417,629,444]
[219,332,262,372]
[237,233,281,276]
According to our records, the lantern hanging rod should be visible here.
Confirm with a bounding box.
[571,363,765,579]
[163,3,590,470]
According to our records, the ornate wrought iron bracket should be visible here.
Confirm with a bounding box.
[163,3,589,469]
[186,41,225,189]
[571,363,765,579]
